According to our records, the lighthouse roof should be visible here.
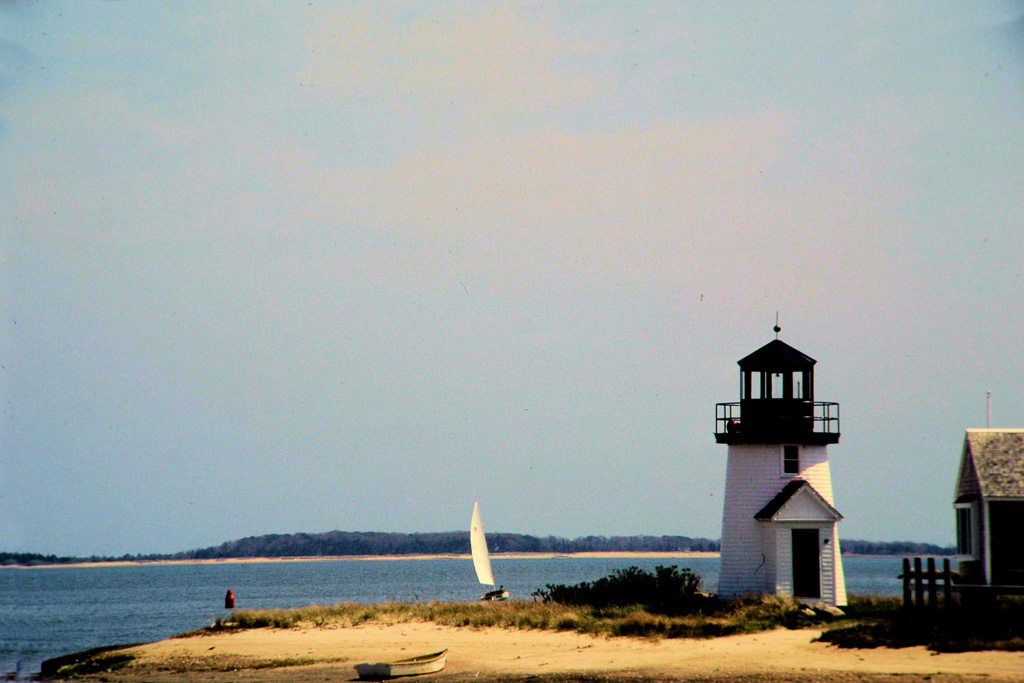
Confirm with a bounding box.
[738,339,816,371]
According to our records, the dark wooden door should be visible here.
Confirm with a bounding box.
[792,528,821,598]
[990,501,1024,585]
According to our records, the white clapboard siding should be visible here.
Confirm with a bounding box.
[797,445,835,503]
[719,444,786,598]
[831,533,847,605]
[719,442,847,606]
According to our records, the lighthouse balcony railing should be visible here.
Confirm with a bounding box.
[715,401,840,443]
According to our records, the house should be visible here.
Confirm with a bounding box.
[714,335,847,606]
[954,429,1024,587]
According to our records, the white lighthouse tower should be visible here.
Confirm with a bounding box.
[714,332,847,606]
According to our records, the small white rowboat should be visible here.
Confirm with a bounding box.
[354,649,448,679]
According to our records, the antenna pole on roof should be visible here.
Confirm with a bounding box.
[773,311,781,339]
[987,390,992,428]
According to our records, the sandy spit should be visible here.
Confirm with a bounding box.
[74,621,1024,683]
[7,551,720,569]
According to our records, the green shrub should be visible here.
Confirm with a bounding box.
[532,565,714,615]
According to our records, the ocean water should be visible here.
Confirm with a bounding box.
[0,555,907,677]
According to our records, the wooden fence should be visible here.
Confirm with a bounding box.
[901,557,953,609]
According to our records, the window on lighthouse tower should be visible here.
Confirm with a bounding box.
[783,445,799,475]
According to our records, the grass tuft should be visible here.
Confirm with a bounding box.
[206,594,825,641]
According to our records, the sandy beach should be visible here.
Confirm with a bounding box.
[62,620,1024,682]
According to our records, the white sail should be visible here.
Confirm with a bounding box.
[470,501,495,586]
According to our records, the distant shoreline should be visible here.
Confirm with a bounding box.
[2,550,944,570]
[4,550,720,569]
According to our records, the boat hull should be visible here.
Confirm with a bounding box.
[354,649,448,679]
[480,589,509,601]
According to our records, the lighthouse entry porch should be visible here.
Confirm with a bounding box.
[754,480,845,604]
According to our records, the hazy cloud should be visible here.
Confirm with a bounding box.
[301,3,605,122]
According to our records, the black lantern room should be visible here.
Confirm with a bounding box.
[715,339,840,445]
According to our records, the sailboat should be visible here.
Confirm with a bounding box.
[470,501,509,601]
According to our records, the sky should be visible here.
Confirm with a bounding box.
[1,1,1023,557]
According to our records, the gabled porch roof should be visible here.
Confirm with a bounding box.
[755,479,843,522]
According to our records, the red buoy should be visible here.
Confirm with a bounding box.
[224,589,235,609]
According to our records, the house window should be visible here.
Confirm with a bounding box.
[956,506,973,556]
[783,445,799,475]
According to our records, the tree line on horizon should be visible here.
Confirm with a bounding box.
[1,532,954,566]
[175,531,722,559]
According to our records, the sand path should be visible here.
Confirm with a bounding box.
[104,621,1024,682]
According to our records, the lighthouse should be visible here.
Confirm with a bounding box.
[714,332,847,606]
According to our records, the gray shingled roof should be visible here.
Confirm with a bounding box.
[961,429,1024,499]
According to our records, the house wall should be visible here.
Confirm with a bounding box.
[955,450,981,499]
